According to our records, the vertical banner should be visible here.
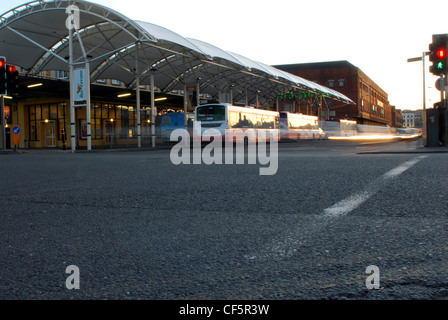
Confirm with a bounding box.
[74,68,87,102]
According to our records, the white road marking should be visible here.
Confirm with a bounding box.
[323,156,427,217]
[245,155,428,261]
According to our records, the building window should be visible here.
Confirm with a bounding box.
[338,79,345,87]
[27,103,66,142]
[96,79,107,84]
[328,80,334,88]
[40,71,51,79]
[56,70,68,79]
[111,79,122,86]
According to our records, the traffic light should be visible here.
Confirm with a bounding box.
[0,57,6,95]
[429,34,448,75]
[6,65,19,96]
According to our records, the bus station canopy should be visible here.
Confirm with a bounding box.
[0,0,354,105]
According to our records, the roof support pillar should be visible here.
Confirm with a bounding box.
[182,56,188,129]
[69,21,76,152]
[86,60,92,152]
[245,76,248,106]
[135,43,141,148]
[196,81,200,107]
[217,70,222,103]
[184,83,188,129]
[150,72,156,148]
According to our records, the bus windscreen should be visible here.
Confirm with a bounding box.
[196,105,225,122]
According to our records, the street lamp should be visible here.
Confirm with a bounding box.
[407,51,430,110]
[407,51,431,148]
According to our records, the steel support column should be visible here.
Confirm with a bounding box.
[86,60,92,151]
[150,72,156,148]
[136,43,141,148]
[69,23,76,152]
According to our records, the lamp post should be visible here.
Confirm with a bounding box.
[407,51,431,147]
[407,51,430,110]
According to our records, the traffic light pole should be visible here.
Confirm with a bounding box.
[445,76,448,146]
[423,52,427,110]
[443,74,448,110]
[1,95,5,151]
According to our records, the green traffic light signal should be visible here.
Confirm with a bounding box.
[429,34,448,75]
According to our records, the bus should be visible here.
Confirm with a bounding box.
[356,124,396,136]
[279,112,325,141]
[194,103,279,143]
[322,119,357,137]
[161,112,194,142]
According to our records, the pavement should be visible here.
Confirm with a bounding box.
[2,137,448,155]
[356,138,448,154]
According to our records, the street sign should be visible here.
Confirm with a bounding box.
[12,125,20,145]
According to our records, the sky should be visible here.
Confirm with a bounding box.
[1,0,448,111]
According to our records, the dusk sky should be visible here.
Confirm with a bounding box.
[2,0,447,110]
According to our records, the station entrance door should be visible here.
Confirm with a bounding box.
[41,121,56,148]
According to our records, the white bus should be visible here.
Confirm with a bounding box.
[322,119,357,137]
[356,124,395,136]
[194,104,279,143]
[279,112,325,141]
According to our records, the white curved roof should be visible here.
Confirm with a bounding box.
[0,0,354,104]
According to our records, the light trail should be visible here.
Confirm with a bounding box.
[328,134,421,141]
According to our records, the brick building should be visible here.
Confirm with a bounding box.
[275,60,402,127]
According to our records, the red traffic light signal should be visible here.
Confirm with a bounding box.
[429,34,448,75]
[435,47,447,60]
[0,57,6,95]
[6,64,19,96]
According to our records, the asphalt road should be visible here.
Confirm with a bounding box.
[1,138,448,301]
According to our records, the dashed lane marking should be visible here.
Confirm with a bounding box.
[245,155,428,261]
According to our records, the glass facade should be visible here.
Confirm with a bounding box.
[25,102,155,148]
[27,103,66,142]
